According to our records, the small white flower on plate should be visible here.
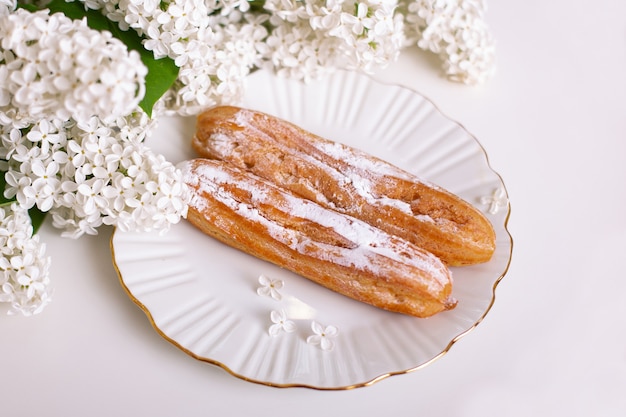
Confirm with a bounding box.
[306,321,339,351]
[256,274,284,301]
[480,187,508,214]
[268,309,296,336]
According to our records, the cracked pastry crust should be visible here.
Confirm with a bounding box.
[192,105,496,266]
[181,158,457,318]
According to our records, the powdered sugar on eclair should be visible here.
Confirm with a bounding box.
[193,106,496,267]
[180,159,453,295]
[231,109,433,215]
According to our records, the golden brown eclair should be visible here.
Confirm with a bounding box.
[192,106,496,266]
[181,158,457,318]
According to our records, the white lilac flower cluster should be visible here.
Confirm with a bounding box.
[261,0,405,81]
[2,114,189,238]
[0,6,189,237]
[107,0,406,90]
[0,5,146,124]
[75,0,405,113]
[78,0,269,116]
[74,0,494,115]
[0,202,52,316]
[0,4,190,315]
[403,0,496,84]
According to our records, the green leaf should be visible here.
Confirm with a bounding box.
[28,207,47,234]
[35,0,179,117]
[139,51,180,117]
[15,3,38,12]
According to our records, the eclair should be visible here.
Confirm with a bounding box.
[192,106,496,266]
[181,158,457,318]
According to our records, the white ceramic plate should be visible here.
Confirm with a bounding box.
[111,70,512,390]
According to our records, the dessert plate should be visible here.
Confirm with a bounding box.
[111,69,512,389]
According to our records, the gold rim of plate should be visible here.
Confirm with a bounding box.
[110,70,514,390]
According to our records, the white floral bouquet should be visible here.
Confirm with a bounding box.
[0,0,494,316]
